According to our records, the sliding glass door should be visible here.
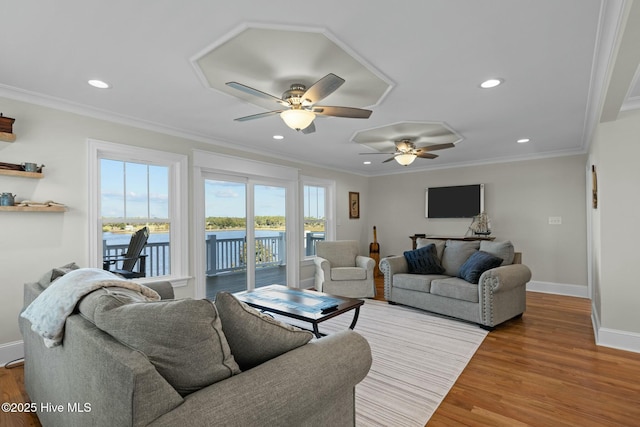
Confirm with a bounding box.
[254,184,287,288]
[205,179,247,296]
[204,178,287,299]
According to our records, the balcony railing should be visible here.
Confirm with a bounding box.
[205,233,287,276]
[103,241,171,277]
[305,232,325,256]
[103,231,325,278]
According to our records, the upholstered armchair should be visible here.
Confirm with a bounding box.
[314,240,376,298]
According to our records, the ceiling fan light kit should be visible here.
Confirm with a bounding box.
[280,109,315,131]
[395,153,417,166]
[359,138,455,166]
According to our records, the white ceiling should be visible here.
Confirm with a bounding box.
[1,0,638,176]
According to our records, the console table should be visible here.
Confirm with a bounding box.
[410,234,495,250]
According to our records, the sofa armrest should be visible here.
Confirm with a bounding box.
[478,264,531,327]
[379,256,409,300]
[313,256,330,291]
[355,255,375,271]
[149,330,372,427]
[145,281,174,300]
[379,256,408,276]
[478,264,532,293]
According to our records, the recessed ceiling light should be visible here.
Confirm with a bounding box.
[517,138,530,143]
[272,135,284,140]
[480,78,503,89]
[363,161,372,165]
[88,79,111,89]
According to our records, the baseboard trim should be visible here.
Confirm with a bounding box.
[299,277,315,289]
[0,340,24,366]
[526,280,589,298]
[591,303,640,354]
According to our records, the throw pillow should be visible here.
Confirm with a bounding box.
[480,240,515,265]
[214,292,314,370]
[457,250,504,284]
[93,296,240,396]
[403,244,445,275]
[441,240,481,277]
[78,287,152,325]
[416,238,445,261]
[37,262,80,287]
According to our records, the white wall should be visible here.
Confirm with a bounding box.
[367,155,588,288]
[590,109,640,340]
[0,96,368,360]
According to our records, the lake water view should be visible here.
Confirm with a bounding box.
[103,230,314,277]
[102,229,283,246]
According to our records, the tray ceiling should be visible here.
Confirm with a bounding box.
[0,1,638,176]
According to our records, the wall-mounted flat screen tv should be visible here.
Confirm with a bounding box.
[425,184,484,218]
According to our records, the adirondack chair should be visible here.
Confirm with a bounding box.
[103,226,149,278]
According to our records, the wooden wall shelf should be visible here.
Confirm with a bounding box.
[0,132,16,142]
[0,169,44,179]
[0,205,66,212]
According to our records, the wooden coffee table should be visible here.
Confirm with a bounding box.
[234,284,364,338]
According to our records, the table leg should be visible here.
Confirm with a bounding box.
[312,306,361,339]
[312,323,322,339]
[348,307,361,330]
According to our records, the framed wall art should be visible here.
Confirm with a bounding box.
[349,192,360,219]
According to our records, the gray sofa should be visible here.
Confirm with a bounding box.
[380,238,532,329]
[19,277,372,427]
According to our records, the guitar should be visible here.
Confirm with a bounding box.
[369,226,381,277]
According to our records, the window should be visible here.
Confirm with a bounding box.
[301,177,335,257]
[89,140,188,285]
[101,159,170,276]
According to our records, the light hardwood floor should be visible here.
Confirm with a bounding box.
[3,281,640,427]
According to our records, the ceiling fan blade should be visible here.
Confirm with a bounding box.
[418,143,455,152]
[301,121,316,134]
[226,82,289,106]
[302,73,345,104]
[416,152,438,159]
[312,106,372,118]
[382,156,397,163]
[234,110,283,122]
[358,152,394,155]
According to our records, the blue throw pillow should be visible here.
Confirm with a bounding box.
[403,244,445,275]
[457,250,503,284]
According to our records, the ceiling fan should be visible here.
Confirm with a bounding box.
[226,73,372,134]
[360,139,455,166]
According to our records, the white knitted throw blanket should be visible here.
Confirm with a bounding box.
[21,268,160,348]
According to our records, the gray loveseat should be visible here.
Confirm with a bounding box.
[19,275,372,427]
[380,238,532,329]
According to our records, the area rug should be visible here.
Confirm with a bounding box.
[317,300,488,427]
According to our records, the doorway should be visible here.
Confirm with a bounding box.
[204,178,288,299]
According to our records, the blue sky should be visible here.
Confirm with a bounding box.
[205,180,288,217]
[101,162,324,220]
[101,159,168,219]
